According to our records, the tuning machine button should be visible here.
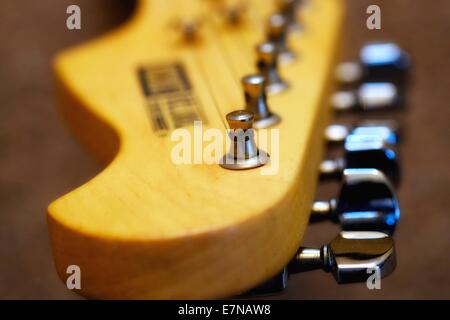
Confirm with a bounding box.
[220,110,269,170]
[331,82,402,112]
[288,231,396,283]
[256,42,289,94]
[335,42,410,86]
[245,228,396,296]
[325,120,400,146]
[311,168,400,234]
[320,133,401,186]
[266,14,296,64]
[242,75,280,128]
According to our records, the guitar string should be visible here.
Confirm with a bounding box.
[172,0,273,129]
[188,0,267,129]
[171,0,229,129]
[201,0,269,109]
[213,0,267,86]
[191,52,228,129]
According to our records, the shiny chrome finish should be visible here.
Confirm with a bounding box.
[319,158,346,180]
[244,226,397,295]
[242,74,280,128]
[359,83,399,110]
[266,14,296,64]
[312,168,400,234]
[325,124,351,144]
[331,82,401,112]
[336,42,410,85]
[320,133,401,185]
[275,0,303,30]
[256,42,289,94]
[325,120,400,146]
[220,110,269,170]
[310,199,337,221]
[335,61,364,84]
[289,231,396,284]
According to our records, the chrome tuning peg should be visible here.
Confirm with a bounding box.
[266,13,296,63]
[256,42,289,94]
[274,0,303,30]
[335,42,410,86]
[244,228,396,296]
[320,134,401,185]
[242,74,280,128]
[325,120,400,146]
[311,168,400,234]
[331,82,402,112]
[220,110,269,170]
[288,231,396,283]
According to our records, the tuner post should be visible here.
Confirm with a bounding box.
[275,0,303,30]
[266,13,296,64]
[309,199,338,223]
[256,42,289,94]
[319,158,345,180]
[288,247,329,273]
[220,110,269,170]
[242,74,280,128]
[336,42,410,87]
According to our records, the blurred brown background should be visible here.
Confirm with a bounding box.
[0,0,449,299]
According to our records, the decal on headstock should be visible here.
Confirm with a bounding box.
[137,63,207,136]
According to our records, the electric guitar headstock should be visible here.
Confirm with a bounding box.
[49,0,399,299]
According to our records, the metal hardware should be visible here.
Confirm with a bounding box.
[320,134,401,185]
[289,231,396,283]
[312,168,400,234]
[335,42,410,85]
[325,120,400,146]
[331,82,402,112]
[266,13,295,63]
[220,110,269,170]
[242,74,280,128]
[274,0,303,30]
[256,42,289,94]
[244,228,397,295]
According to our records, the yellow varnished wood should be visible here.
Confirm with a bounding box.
[48,0,344,299]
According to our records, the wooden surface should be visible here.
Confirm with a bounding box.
[1,0,450,299]
[48,0,343,299]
